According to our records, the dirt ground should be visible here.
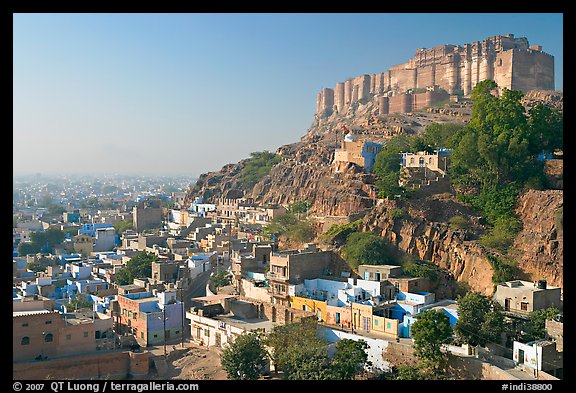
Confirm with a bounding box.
[150,343,229,380]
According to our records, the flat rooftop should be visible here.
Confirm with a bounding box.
[498,280,560,290]
[212,313,275,332]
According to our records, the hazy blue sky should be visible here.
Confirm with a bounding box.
[13,13,563,177]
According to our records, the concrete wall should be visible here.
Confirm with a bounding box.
[240,279,272,303]
[13,350,149,380]
[372,316,399,336]
[318,326,391,371]
[325,304,352,328]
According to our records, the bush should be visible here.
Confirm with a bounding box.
[486,255,517,284]
[480,216,522,252]
[237,151,282,191]
[210,271,232,289]
[402,256,439,282]
[448,215,469,230]
[321,220,361,246]
[388,208,405,220]
[341,232,396,270]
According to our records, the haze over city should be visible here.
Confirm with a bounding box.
[13,13,563,177]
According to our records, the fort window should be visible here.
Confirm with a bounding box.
[21,336,30,345]
[521,302,529,311]
[22,323,28,327]
[141,332,144,339]
[45,320,52,324]
[83,331,89,338]
[499,59,503,66]
[66,334,71,340]
[45,333,53,342]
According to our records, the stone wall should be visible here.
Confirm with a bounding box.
[316,34,554,117]
[13,350,149,380]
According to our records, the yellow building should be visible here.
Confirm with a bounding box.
[372,315,400,337]
[289,296,327,322]
[351,302,374,333]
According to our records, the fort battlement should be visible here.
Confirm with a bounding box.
[316,34,554,117]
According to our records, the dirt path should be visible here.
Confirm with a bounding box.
[150,343,228,380]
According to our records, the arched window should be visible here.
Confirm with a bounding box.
[21,336,30,345]
[410,158,414,164]
[44,333,53,342]
[429,157,433,164]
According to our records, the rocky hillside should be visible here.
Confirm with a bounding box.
[509,189,563,288]
[183,89,563,293]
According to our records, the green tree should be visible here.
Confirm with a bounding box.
[18,242,38,256]
[113,219,133,235]
[265,318,327,378]
[263,213,299,237]
[48,204,66,215]
[288,200,311,215]
[373,135,411,199]
[45,227,65,249]
[329,339,370,379]
[525,308,561,342]
[341,232,396,270]
[454,291,506,347]
[115,251,157,285]
[411,310,453,371]
[27,260,45,273]
[264,212,315,244]
[220,331,268,380]
[67,293,93,310]
[420,122,465,150]
[209,271,231,289]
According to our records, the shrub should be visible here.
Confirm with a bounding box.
[448,215,469,230]
[388,208,405,220]
[341,232,396,270]
[486,255,517,284]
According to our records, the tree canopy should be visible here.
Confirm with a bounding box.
[453,291,506,347]
[265,318,329,379]
[341,232,396,270]
[220,331,268,380]
[329,339,370,379]
[411,310,453,371]
[114,251,157,285]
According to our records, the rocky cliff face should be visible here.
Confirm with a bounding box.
[509,190,563,289]
[360,197,496,295]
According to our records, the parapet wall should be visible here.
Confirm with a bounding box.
[316,34,554,117]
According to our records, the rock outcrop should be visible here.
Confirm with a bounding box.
[509,190,563,289]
